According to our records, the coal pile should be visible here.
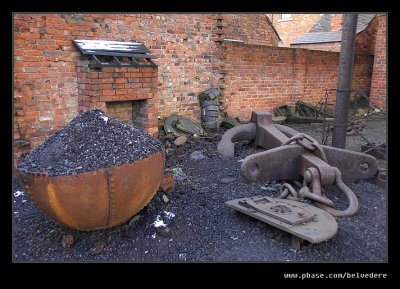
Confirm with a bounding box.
[17,109,163,177]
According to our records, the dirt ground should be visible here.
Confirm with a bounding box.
[12,116,387,262]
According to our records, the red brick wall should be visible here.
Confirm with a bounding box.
[14,13,279,161]
[370,14,387,110]
[222,42,374,121]
[355,16,378,55]
[106,101,133,124]
[267,14,321,46]
[331,14,343,31]
[14,14,80,161]
[76,63,158,135]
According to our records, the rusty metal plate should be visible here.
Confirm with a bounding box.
[16,152,164,231]
[226,196,338,244]
[239,196,315,225]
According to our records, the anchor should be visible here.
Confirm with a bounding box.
[219,111,379,248]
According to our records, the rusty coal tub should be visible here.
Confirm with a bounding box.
[15,152,164,231]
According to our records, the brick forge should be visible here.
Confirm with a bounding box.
[76,61,159,136]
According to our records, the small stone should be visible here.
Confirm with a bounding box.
[164,134,174,140]
[158,174,175,193]
[90,241,107,255]
[109,119,119,126]
[189,151,207,161]
[165,141,172,148]
[261,186,268,190]
[61,234,74,249]
[220,177,236,184]
[174,136,188,146]
[162,194,169,203]
[355,108,367,118]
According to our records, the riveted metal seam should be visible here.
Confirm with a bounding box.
[106,169,115,227]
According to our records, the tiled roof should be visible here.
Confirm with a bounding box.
[291,31,342,44]
[356,14,375,33]
[291,14,375,45]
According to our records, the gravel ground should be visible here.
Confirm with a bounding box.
[12,117,387,262]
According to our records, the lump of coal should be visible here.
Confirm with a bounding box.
[17,109,163,177]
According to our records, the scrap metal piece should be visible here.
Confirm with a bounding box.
[361,142,386,160]
[226,196,338,244]
[274,103,333,124]
[164,115,207,137]
[220,117,241,129]
[295,101,334,119]
[15,152,165,231]
[272,116,287,124]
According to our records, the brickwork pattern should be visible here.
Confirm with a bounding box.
[370,14,387,110]
[223,43,374,121]
[106,101,133,124]
[76,63,158,135]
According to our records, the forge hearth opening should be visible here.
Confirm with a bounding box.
[76,59,159,136]
[106,100,148,129]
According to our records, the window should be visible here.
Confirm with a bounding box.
[279,14,293,21]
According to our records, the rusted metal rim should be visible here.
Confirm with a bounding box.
[15,152,165,231]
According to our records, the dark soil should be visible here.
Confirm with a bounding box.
[16,109,163,177]
[12,118,387,262]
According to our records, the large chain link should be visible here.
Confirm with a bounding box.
[281,133,328,162]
